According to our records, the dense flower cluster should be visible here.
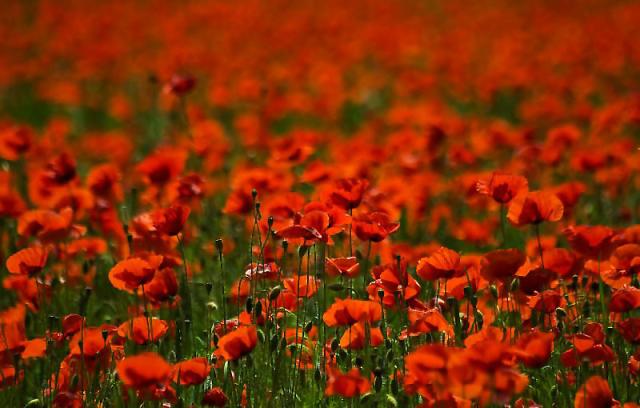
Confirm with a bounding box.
[1,0,640,407]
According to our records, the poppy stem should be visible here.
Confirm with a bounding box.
[500,203,507,247]
[362,241,371,297]
[177,234,193,353]
[348,208,353,257]
[216,242,227,334]
[141,284,152,345]
[535,224,545,272]
[534,223,548,329]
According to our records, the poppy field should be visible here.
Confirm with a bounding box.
[2,0,640,406]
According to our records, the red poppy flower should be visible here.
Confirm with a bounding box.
[607,244,640,287]
[326,257,360,278]
[476,172,528,204]
[136,148,187,186]
[574,376,618,408]
[541,248,580,278]
[3,276,39,311]
[407,308,452,338]
[528,290,563,313]
[20,338,47,360]
[118,317,169,345]
[164,74,196,96]
[62,314,85,338]
[404,344,451,391]
[214,325,258,361]
[108,256,163,291]
[416,247,461,281]
[0,366,18,390]
[283,275,319,298]
[0,306,26,355]
[325,367,370,398]
[507,191,564,226]
[116,352,172,390]
[368,260,422,307]
[172,357,210,386]
[609,287,640,313]
[275,224,323,242]
[353,212,399,242]
[564,225,616,259]
[17,207,76,243]
[69,326,115,360]
[339,321,383,350]
[329,178,369,210]
[323,298,382,327]
[512,329,555,368]
[562,323,615,367]
[44,152,77,185]
[6,247,48,277]
[152,204,191,236]
[617,317,640,344]
[87,163,123,202]
[0,125,31,160]
[144,267,178,304]
[480,248,526,282]
[203,387,228,406]
[243,262,279,281]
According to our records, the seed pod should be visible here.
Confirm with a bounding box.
[391,378,399,395]
[555,307,566,319]
[571,274,579,290]
[255,202,262,220]
[215,239,224,252]
[510,278,519,292]
[446,296,457,310]
[360,393,374,405]
[288,344,298,355]
[269,286,281,301]
[385,348,394,362]
[475,311,484,330]
[328,282,344,292]
[304,321,313,333]
[331,338,339,352]
[336,349,348,363]
[470,294,478,308]
[489,285,499,299]
[270,334,279,352]
[245,297,253,314]
[374,376,383,392]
